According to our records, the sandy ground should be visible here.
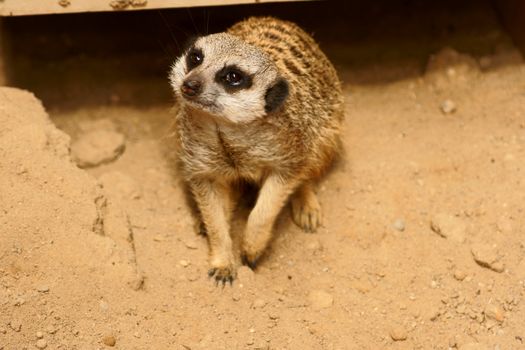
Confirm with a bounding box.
[1,5,525,350]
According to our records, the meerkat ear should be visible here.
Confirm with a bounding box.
[264,78,289,113]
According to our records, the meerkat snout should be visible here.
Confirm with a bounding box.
[181,79,202,97]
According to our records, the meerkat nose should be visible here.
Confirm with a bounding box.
[181,79,202,97]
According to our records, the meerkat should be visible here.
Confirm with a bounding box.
[169,17,344,283]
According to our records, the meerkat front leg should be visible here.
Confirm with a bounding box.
[290,181,322,233]
[194,182,239,237]
[242,174,298,267]
[190,179,236,283]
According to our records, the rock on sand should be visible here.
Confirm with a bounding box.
[430,213,467,243]
[71,129,125,168]
[471,243,505,272]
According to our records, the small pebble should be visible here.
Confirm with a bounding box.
[36,339,47,349]
[352,279,372,294]
[129,273,145,291]
[184,239,199,250]
[13,297,25,306]
[186,272,200,282]
[58,0,71,8]
[99,300,109,311]
[429,308,441,321]
[252,299,267,309]
[496,217,513,233]
[308,290,333,310]
[9,320,22,332]
[440,99,457,114]
[459,343,489,350]
[305,239,323,252]
[37,285,50,293]
[393,219,405,231]
[430,213,466,243]
[471,243,505,272]
[232,292,241,302]
[484,302,505,322]
[179,259,190,267]
[454,270,467,281]
[36,331,44,339]
[448,336,458,348]
[268,312,279,320]
[102,335,116,347]
[389,325,408,341]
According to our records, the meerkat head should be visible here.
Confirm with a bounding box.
[169,33,289,123]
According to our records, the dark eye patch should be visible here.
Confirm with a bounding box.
[214,65,253,93]
[186,47,204,71]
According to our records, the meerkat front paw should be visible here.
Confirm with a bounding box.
[241,231,267,269]
[208,253,237,285]
[241,248,260,270]
[291,188,322,233]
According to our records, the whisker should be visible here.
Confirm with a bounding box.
[186,7,201,36]
[157,10,181,53]
[205,8,211,35]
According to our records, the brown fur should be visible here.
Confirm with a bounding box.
[171,17,344,282]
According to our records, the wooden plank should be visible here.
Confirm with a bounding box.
[494,0,525,54]
[0,0,308,16]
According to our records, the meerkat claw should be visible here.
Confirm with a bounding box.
[208,264,236,285]
[215,274,225,286]
[241,254,258,270]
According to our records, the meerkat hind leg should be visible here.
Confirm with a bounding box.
[291,181,322,233]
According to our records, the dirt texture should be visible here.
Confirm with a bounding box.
[2,4,525,350]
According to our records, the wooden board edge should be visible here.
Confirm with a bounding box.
[0,0,311,17]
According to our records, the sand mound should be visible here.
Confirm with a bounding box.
[0,88,140,347]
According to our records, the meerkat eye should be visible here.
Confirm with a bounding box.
[224,71,243,86]
[186,48,203,71]
[215,65,252,91]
